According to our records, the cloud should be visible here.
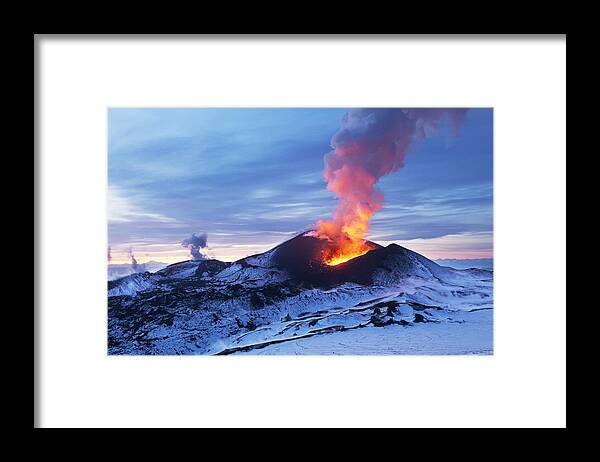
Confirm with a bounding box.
[108,186,177,224]
[378,231,493,260]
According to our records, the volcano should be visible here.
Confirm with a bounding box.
[229,230,456,289]
[267,231,383,286]
[108,231,493,355]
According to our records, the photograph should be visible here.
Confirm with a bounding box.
[107,107,494,355]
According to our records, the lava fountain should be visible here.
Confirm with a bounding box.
[315,108,468,266]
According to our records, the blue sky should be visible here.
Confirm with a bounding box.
[108,108,493,263]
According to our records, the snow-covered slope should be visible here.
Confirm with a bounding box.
[108,232,493,355]
[156,260,202,279]
[107,272,163,297]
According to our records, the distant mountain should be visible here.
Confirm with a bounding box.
[107,260,169,281]
[108,231,493,355]
[435,258,493,270]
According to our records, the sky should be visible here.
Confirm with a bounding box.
[108,108,493,264]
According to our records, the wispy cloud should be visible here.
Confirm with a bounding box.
[377,231,493,260]
[108,186,177,224]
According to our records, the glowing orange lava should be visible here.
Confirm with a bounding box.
[324,245,372,266]
[317,217,376,266]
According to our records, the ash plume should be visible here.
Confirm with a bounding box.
[128,247,140,272]
[181,232,208,261]
[108,246,112,263]
[317,108,468,244]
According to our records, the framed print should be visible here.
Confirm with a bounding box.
[35,34,566,428]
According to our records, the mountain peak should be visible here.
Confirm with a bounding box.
[251,231,433,288]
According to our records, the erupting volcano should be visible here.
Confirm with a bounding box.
[315,108,468,265]
[108,107,494,357]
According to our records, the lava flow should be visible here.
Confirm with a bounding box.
[324,244,373,266]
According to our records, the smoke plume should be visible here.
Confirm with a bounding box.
[128,247,140,272]
[181,232,208,261]
[316,108,468,265]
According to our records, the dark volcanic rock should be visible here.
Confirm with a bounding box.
[270,233,383,287]
[269,233,438,288]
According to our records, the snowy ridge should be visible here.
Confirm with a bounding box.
[242,246,278,268]
[107,272,162,297]
[214,262,288,287]
[157,260,203,279]
[108,232,493,355]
